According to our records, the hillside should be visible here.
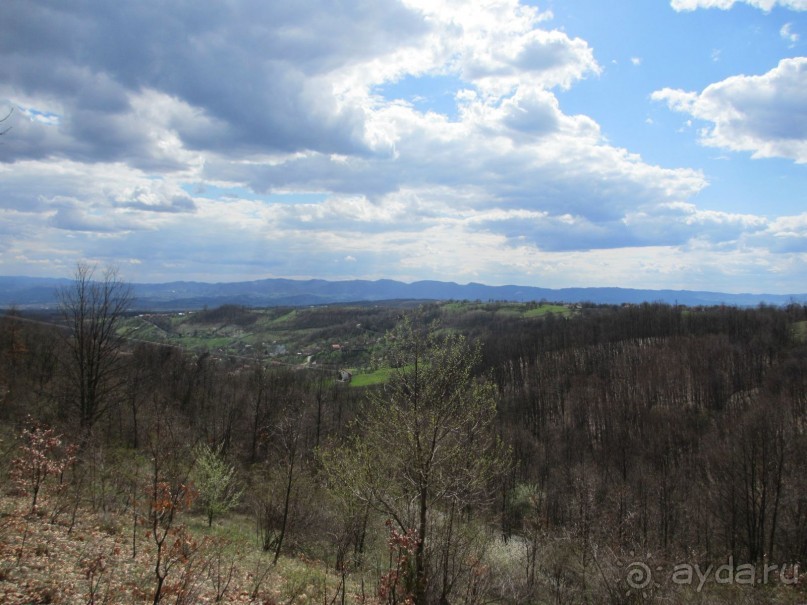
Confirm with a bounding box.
[0,493,364,604]
[1,300,806,604]
[119,301,575,381]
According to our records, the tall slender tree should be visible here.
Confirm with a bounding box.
[59,263,133,433]
[323,317,509,604]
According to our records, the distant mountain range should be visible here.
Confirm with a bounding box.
[1,275,805,310]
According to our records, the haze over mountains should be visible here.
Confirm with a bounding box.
[1,276,805,310]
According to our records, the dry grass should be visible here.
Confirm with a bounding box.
[0,494,355,605]
[1,492,804,604]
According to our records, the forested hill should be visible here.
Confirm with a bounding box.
[1,300,807,603]
[1,275,806,309]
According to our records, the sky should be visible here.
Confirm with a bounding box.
[1,0,806,293]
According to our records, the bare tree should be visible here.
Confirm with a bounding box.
[0,107,12,135]
[59,263,133,433]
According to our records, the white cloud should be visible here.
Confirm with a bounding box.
[671,0,807,11]
[0,1,603,166]
[781,23,800,45]
[760,212,807,251]
[0,0,804,291]
[652,57,807,163]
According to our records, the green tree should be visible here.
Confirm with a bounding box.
[192,442,243,528]
[323,317,509,604]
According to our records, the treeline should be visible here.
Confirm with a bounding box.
[1,291,806,603]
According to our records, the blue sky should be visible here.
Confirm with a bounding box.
[1,0,805,293]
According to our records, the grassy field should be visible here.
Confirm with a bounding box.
[349,367,395,387]
[523,303,571,318]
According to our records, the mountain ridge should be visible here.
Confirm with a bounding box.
[1,275,805,310]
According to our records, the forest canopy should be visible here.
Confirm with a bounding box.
[1,288,806,604]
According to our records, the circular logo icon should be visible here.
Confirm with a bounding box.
[626,562,652,589]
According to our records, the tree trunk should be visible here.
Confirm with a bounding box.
[273,455,295,565]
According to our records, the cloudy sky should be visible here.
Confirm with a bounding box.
[1,0,806,292]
